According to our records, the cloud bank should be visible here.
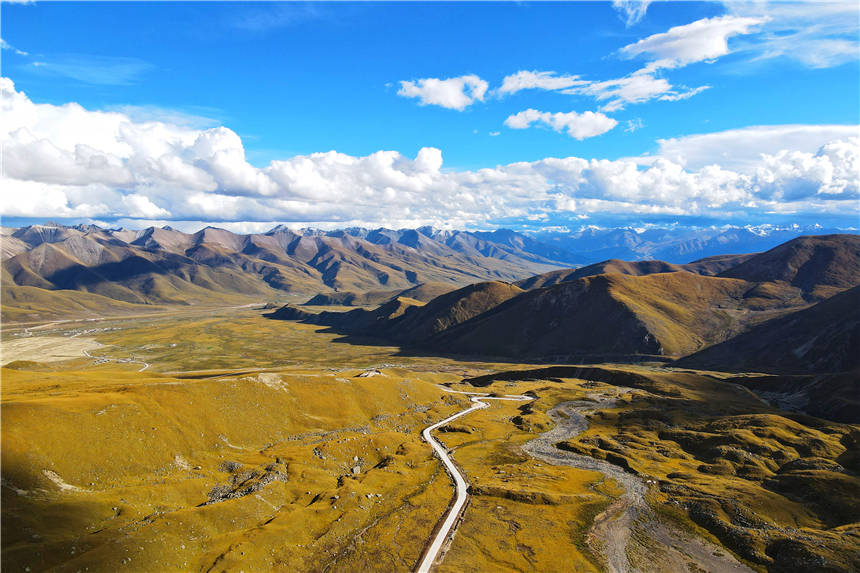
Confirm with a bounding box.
[1,78,857,229]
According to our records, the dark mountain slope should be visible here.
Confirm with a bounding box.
[431,272,778,358]
[303,281,456,307]
[268,280,524,344]
[385,281,525,343]
[429,275,660,358]
[677,285,860,374]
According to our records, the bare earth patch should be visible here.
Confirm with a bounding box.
[1,336,103,366]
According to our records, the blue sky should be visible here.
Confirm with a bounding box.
[1,1,858,232]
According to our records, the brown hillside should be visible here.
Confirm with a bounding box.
[515,259,684,290]
[430,275,660,358]
[432,271,807,358]
[383,281,524,343]
[682,253,754,275]
[718,234,860,300]
[677,285,860,374]
[303,281,456,307]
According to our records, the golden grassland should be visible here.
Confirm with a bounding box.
[434,386,620,573]
[461,369,859,571]
[2,306,858,572]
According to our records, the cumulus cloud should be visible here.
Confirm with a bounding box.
[620,15,765,70]
[2,78,858,228]
[497,70,588,95]
[397,75,488,110]
[504,109,618,140]
[753,138,859,201]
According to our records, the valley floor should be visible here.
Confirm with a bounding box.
[1,305,858,572]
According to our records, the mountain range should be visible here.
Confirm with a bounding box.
[3,222,855,321]
[1,223,570,321]
[269,234,860,377]
[530,225,855,264]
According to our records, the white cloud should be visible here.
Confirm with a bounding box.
[570,69,672,111]
[497,70,587,95]
[27,54,153,86]
[752,138,859,201]
[489,131,500,137]
[612,0,651,27]
[620,15,765,70]
[397,75,488,110]
[726,2,860,69]
[625,118,644,133]
[505,109,618,140]
[503,65,710,112]
[2,78,857,228]
[657,124,860,172]
[659,85,710,102]
[0,37,28,56]
[122,194,170,218]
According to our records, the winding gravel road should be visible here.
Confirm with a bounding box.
[415,388,532,573]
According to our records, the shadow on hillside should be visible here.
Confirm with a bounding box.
[262,310,673,367]
[45,254,185,289]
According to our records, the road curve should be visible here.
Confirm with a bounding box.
[416,389,533,573]
[83,348,150,372]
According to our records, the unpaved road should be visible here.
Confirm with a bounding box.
[83,348,150,372]
[416,388,532,573]
[523,392,753,573]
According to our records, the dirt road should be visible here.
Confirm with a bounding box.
[415,389,532,573]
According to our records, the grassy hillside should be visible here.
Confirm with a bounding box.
[460,366,860,572]
[1,285,169,323]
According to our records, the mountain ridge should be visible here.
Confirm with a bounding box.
[267,234,860,373]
